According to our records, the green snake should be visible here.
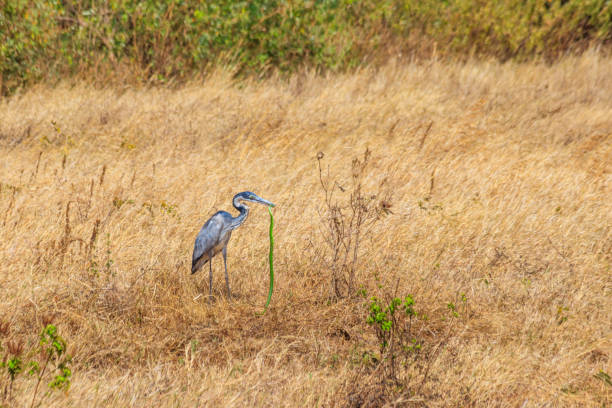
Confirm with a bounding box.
[262,206,275,313]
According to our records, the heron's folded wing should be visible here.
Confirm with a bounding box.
[191,214,224,273]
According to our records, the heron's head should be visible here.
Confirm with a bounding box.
[234,191,275,208]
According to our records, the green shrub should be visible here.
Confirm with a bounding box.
[1,321,72,407]
[1,0,611,94]
[393,0,612,60]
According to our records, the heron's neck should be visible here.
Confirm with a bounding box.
[230,199,249,229]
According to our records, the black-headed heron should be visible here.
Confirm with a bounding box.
[191,191,275,299]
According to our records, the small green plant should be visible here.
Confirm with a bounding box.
[29,324,73,408]
[1,321,72,407]
[7,357,22,380]
[447,302,458,318]
[367,295,416,351]
[445,293,468,319]
[365,294,421,383]
[2,340,24,404]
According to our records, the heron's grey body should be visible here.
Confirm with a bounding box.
[191,211,234,273]
[191,191,274,300]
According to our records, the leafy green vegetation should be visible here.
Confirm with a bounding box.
[1,0,611,94]
[359,293,425,392]
[1,322,72,407]
[366,295,417,352]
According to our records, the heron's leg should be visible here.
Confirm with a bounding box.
[208,252,213,301]
[223,246,231,298]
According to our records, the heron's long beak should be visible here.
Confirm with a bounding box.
[255,196,275,207]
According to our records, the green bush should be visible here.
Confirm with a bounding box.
[1,322,72,406]
[1,0,611,94]
[393,0,612,60]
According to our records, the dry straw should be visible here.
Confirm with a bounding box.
[0,52,610,407]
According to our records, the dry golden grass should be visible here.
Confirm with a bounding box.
[0,51,611,407]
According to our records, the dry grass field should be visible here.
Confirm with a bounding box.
[0,52,611,407]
